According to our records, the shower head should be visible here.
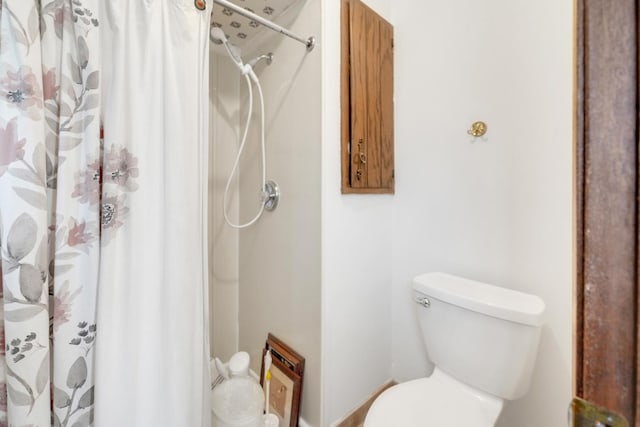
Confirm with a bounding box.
[210,27,228,44]
[211,26,244,66]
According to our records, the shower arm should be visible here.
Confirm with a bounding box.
[212,0,316,51]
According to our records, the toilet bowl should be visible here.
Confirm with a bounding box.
[364,273,545,427]
[366,368,503,427]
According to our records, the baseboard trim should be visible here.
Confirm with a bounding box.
[332,381,396,427]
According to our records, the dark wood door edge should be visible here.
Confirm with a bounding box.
[575,0,639,424]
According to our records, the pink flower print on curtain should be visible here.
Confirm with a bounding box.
[0,65,43,120]
[100,194,129,233]
[0,118,26,177]
[41,68,59,102]
[72,159,103,206]
[100,143,139,242]
[67,218,97,250]
[104,145,139,191]
[52,281,81,332]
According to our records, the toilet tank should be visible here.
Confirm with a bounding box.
[412,273,545,400]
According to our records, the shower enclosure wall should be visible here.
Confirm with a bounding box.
[208,0,322,425]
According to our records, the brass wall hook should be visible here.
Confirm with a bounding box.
[467,121,487,137]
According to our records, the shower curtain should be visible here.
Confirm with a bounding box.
[0,1,211,425]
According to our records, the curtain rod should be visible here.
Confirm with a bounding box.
[212,0,316,51]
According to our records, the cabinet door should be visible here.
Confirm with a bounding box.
[342,0,394,193]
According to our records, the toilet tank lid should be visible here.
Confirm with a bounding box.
[412,273,546,326]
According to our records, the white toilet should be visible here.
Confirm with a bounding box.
[364,272,545,427]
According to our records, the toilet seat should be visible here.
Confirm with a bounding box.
[364,368,504,427]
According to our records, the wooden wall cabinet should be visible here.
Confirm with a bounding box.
[341,0,394,194]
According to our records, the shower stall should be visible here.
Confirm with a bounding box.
[207,0,322,424]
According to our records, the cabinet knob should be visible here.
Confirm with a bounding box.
[354,139,367,164]
[353,153,367,164]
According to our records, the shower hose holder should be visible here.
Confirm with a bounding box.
[263,180,279,211]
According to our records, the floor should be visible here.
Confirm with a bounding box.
[335,381,395,427]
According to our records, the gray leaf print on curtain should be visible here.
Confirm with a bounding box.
[0,1,103,424]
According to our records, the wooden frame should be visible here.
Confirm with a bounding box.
[260,334,305,427]
[575,0,638,424]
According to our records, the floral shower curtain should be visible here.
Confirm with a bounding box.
[0,1,211,425]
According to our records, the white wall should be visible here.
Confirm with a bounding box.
[321,0,394,425]
[390,2,573,427]
[238,1,322,425]
[209,56,240,361]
